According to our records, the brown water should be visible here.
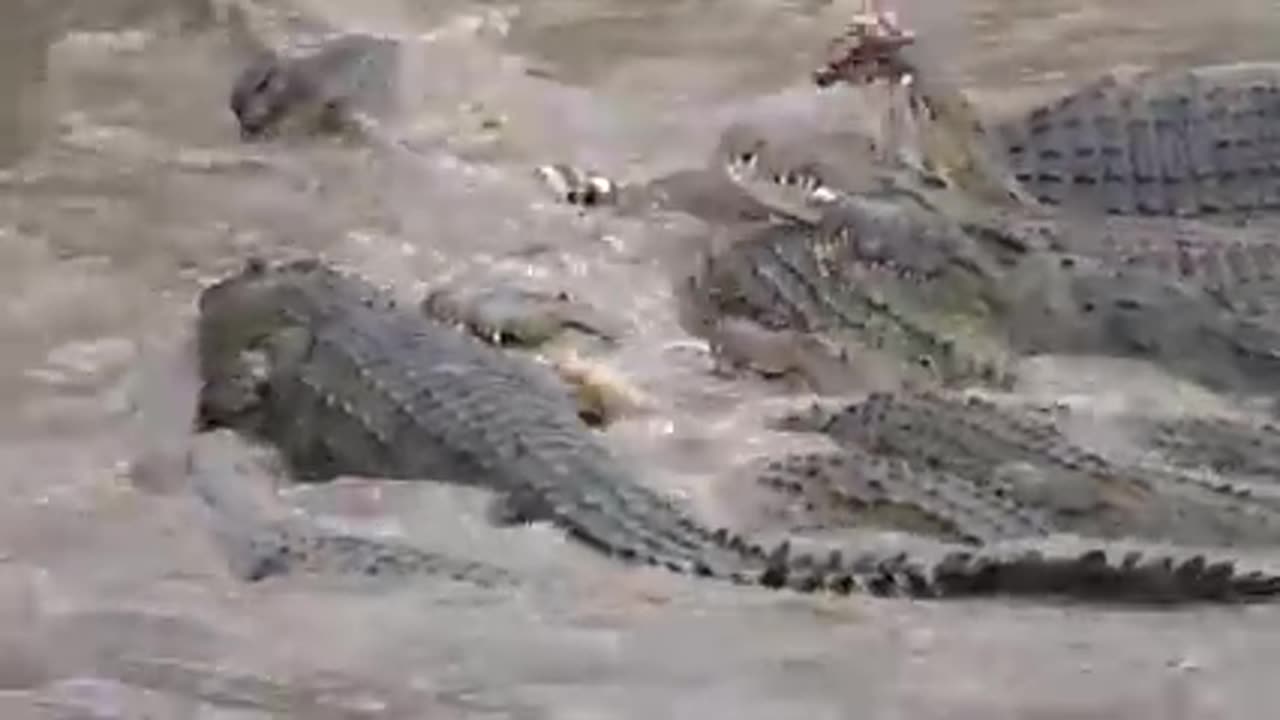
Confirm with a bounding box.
[5,0,1280,717]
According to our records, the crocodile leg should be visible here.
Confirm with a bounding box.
[689,189,1280,397]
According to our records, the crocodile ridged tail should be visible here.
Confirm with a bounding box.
[551,490,1280,605]
[750,541,1280,605]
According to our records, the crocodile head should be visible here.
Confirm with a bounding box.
[230,52,309,140]
[195,258,325,432]
[229,35,397,141]
[711,105,991,229]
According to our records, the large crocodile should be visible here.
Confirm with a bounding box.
[192,256,1280,604]
[672,12,1280,394]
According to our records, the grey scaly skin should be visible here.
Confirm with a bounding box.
[771,392,1280,549]
[1141,414,1280,484]
[684,22,1280,399]
[192,257,1280,604]
[722,124,1280,325]
[995,62,1280,221]
[751,447,1055,546]
[992,210,1280,317]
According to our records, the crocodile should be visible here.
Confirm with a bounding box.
[689,183,1280,398]
[676,18,1280,549]
[191,256,1280,604]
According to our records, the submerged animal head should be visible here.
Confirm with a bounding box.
[229,53,309,140]
[195,258,325,430]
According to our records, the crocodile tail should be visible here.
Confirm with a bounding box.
[752,541,1280,605]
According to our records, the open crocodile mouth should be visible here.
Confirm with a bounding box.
[721,148,842,224]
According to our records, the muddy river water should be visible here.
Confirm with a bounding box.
[5,0,1280,717]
